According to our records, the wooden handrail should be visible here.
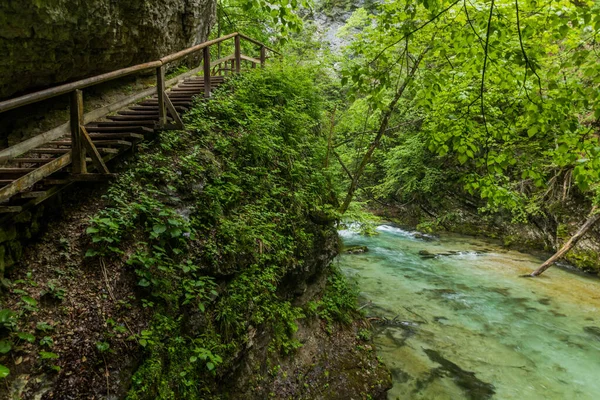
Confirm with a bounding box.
[159,32,238,64]
[237,33,280,55]
[0,61,162,113]
[0,32,277,114]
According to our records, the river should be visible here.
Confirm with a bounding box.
[337,224,600,400]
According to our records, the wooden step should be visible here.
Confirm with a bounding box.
[30,148,71,154]
[107,115,160,121]
[0,168,36,174]
[168,93,198,98]
[15,191,47,199]
[173,85,206,89]
[0,206,22,214]
[12,158,56,164]
[94,120,157,127]
[140,100,192,106]
[117,110,160,116]
[84,126,153,133]
[129,105,187,113]
[90,133,144,140]
[30,147,119,154]
[51,140,133,147]
[185,77,224,82]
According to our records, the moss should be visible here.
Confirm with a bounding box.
[0,225,17,243]
[565,249,600,274]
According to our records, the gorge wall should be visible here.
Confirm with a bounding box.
[0,0,216,100]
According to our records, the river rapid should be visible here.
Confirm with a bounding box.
[337,225,600,400]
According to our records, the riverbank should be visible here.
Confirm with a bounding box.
[338,224,600,399]
[368,201,600,276]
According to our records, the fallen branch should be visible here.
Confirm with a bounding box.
[100,257,117,302]
[529,206,599,277]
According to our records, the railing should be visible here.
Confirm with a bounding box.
[0,32,278,170]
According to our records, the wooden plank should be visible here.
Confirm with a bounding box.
[140,99,192,106]
[93,148,119,154]
[241,54,261,65]
[94,120,157,127]
[42,179,71,185]
[129,105,187,113]
[164,95,185,130]
[235,36,241,74]
[15,191,47,199]
[89,133,144,140]
[0,206,23,214]
[107,115,159,121]
[209,54,235,69]
[0,153,71,202]
[0,63,205,163]
[84,126,153,133]
[238,33,280,54]
[160,33,237,64]
[260,46,266,68]
[31,148,71,154]
[80,126,110,174]
[71,90,87,174]
[204,47,211,98]
[12,158,55,164]
[156,66,167,127]
[0,168,37,174]
[117,110,159,116]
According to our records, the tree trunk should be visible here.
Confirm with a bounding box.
[530,206,599,277]
[338,47,429,214]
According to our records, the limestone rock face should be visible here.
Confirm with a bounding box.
[0,0,216,100]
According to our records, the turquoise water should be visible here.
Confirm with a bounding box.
[337,225,600,400]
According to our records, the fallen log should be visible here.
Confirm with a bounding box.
[530,206,599,277]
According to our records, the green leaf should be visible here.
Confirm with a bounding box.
[153,224,167,234]
[17,332,36,343]
[0,309,15,324]
[0,340,11,354]
[39,351,59,360]
[0,364,9,378]
[527,126,538,138]
[21,296,37,307]
[85,249,99,258]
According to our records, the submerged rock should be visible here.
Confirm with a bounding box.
[423,349,496,400]
[584,326,600,341]
[418,249,483,259]
[344,245,369,254]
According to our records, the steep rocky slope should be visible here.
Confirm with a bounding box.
[0,0,216,99]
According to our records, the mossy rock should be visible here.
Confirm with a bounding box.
[565,249,600,274]
[344,245,368,254]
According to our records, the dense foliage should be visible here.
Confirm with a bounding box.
[83,67,357,398]
[328,0,600,225]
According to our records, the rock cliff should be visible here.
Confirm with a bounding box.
[0,0,216,100]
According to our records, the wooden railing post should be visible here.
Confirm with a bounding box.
[156,66,167,126]
[203,46,211,98]
[260,46,266,68]
[234,35,241,74]
[70,90,86,174]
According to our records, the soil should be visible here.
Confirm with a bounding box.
[0,181,152,399]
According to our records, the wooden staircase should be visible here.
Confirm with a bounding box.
[0,33,277,219]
